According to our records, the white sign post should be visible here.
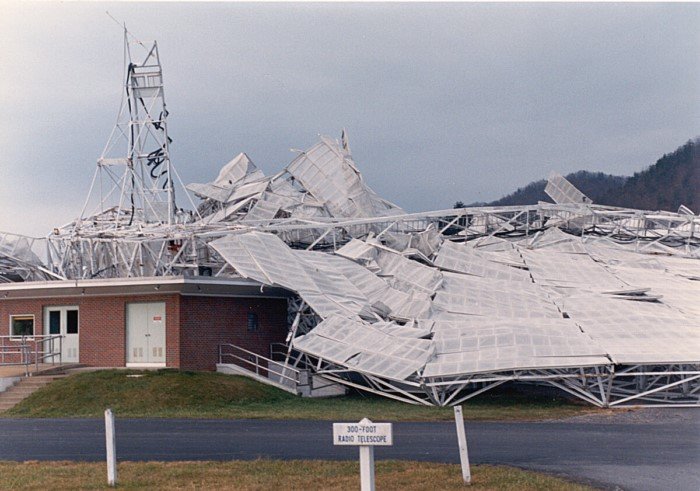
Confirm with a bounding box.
[105,408,117,487]
[333,417,393,491]
[453,405,471,484]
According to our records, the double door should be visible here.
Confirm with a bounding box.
[126,302,166,365]
[44,306,79,363]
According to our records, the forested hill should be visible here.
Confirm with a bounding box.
[597,139,699,212]
[481,171,627,207]
[468,138,699,213]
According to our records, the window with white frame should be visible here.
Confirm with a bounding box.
[10,314,34,338]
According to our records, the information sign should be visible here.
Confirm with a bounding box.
[332,418,393,491]
[333,420,393,446]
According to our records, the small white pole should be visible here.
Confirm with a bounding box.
[454,405,471,484]
[359,444,376,491]
[105,408,117,486]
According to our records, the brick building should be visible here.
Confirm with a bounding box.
[0,277,291,370]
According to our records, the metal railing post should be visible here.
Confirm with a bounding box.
[22,339,29,377]
[0,335,63,371]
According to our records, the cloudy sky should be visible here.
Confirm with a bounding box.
[1,2,698,237]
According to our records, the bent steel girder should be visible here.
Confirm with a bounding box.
[604,365,700,407]
[0,232,55,282]
[44,203,699,280]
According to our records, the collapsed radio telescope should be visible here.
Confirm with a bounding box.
[1,29,699,408]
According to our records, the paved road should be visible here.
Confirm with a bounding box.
[1,413,698,490]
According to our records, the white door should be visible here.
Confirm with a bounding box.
[126,302,166,366]
[44,307,79,363]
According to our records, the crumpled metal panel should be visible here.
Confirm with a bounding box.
[375,249,443,295]
[520,248,629,291]
[187,153,264,203]
[293,314,435,381]
[210,232,372,320]
[558,294,700,364]
[286,137,404,219]
[434,240,531,281]
[383,226,442,257]
[545,172,592,205]
[214,153,263,187]
[185,182,233,203]
[423,317,608,377]
[527,227,587,254]
[0,233,53,281]
[241,197,281,224]
[335,238,378,264]
[430,272,560,319]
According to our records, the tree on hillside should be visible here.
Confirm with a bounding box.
[452,138,698,212]
[599,139,699,212]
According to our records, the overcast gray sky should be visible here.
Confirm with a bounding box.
[1,2,698,237]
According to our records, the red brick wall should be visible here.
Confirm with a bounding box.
[1,294,288,371]
[0,294,180,367]
[178,296,289,371]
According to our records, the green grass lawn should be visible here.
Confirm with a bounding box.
[2,369,596,421]
[0,460,597,490]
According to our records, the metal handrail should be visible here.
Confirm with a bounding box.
[269,342,289,361]
[269,342,313,370]
[0,335,64,376]
[218,343,305,387]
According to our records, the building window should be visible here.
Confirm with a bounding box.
[66,309,79,334]
[49,311,60,335]
[247,312,259,332]
[11,315,34,338]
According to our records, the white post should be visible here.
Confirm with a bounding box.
[105,408,117,486]
[359,444,375,491]
[454,405,471,484]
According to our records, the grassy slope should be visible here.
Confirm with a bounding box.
[0,460,597,490]
[3,369,594,421]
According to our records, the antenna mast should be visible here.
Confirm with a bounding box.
[86,25,177,228]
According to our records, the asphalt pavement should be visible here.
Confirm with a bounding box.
[0,410,698,490]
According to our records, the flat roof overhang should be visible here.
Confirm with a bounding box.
[0,276,293,300]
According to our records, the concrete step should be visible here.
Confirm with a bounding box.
[2,382,58,395]
[4,387,40,395]
[19,379,54,385]
[33,364,81,376]
[20,379,57,386]
[0,386,40,395]
[9,384,51,392]
[0,395,31,403]
[0,374,66,412]
[25,375,65,382]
